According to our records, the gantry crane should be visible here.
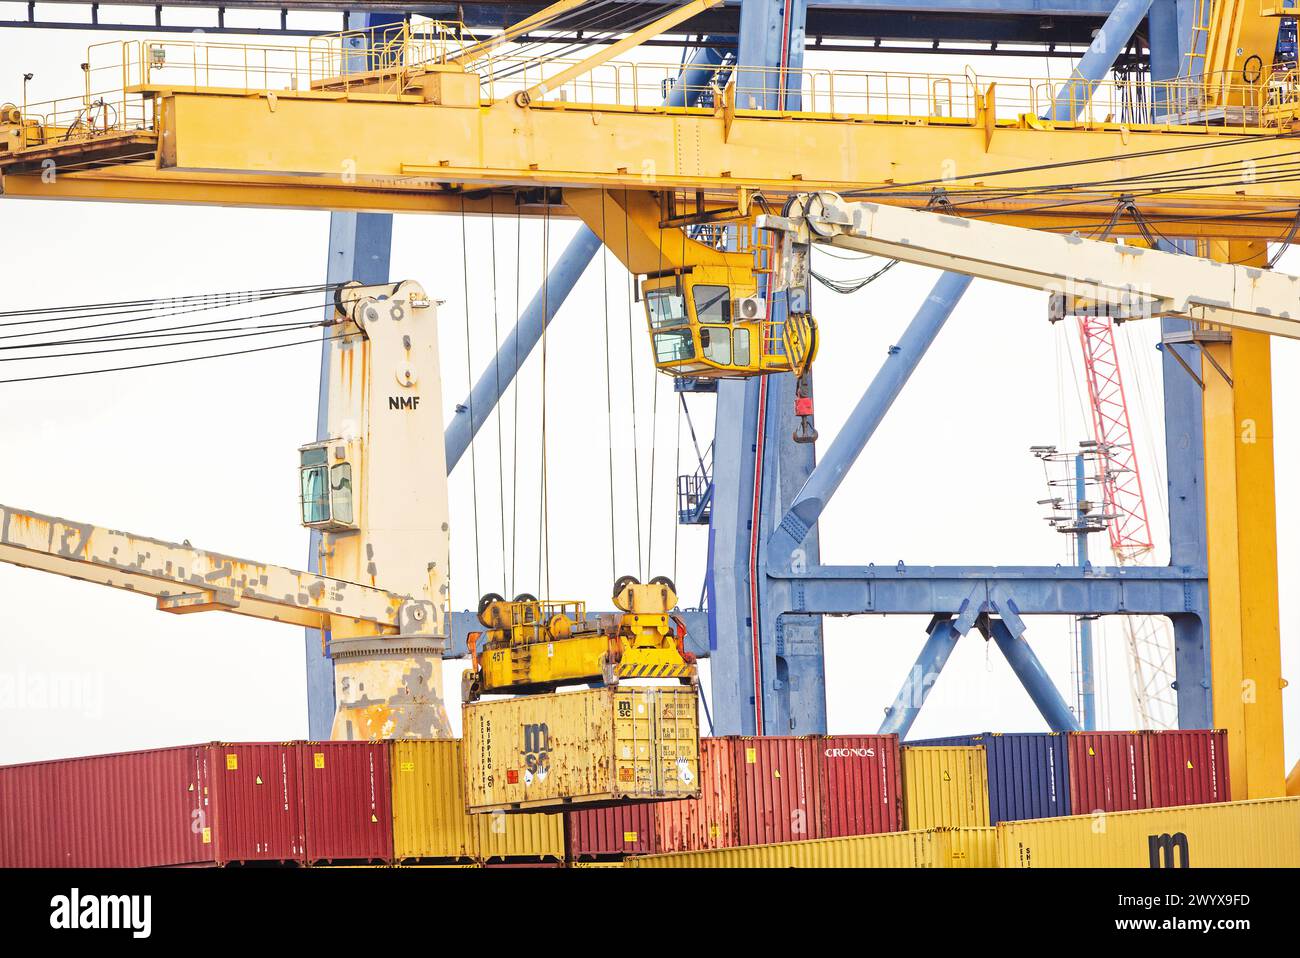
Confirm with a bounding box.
[0,3,1296,791]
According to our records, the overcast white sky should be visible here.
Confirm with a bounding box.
[0,13,1295,773]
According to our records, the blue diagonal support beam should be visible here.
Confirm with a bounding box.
[878,615,962,737]
[985,618,1081,731]
[767,0,1150,568]
[1046,0,1155,121]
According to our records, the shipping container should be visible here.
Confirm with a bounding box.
[391,739,476,862]
[462,686,700,812]
[391,739,564,863]
[935,827,998,868]
[300,741,393,864]
[566,803,658,859]
[817,735,902,837]
[0,745,210,868]
[997,796,1300,867]
[901,746,990,829]
[627,828,944,868]
[476,806,565,863]
[913,733,1070,824]
[1067,731,1149,813]
[1144,729,1230,808]
[204,742,305,864]
[729,737,823,845]
[653,737,737,852]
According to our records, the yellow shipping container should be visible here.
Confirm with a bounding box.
[902,746,990,829]
[627,829,945,868]
[475,808,564,863]
[934,827,998,868]
[391,739,563,863]
[463,686,700,813]
[998,796,1300,867]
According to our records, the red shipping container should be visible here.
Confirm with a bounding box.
[566,803,657,859]
[299,742,393,864]
[729,737,822,845]
[1144,729,1230,808]
[654,737,736,852]
[817,735,903,837]
[1067,731,1150,813]
[204,743,305,864]
[0,745,210,867]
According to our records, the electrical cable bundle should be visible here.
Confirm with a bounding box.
[0,283,342,384]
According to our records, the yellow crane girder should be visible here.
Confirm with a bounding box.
[4,79,1300,240]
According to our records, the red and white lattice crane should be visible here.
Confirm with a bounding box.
[1075,314,1178,729]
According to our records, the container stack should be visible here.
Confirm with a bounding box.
[0,728,1249,868]
[0,740,563,868]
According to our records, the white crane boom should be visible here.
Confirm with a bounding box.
[760,193,1300,338]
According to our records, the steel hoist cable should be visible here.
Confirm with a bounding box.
[644,218,672,577]
[622,190,645,581]
[0,333,343,385]
[0,320,328,363]
[511,206,523,598]
[673,392,682,589]
[0,302,328,348]
[0,289,335,339]
[600,195,619,585]
[490,206,508,595]
[539,202,553,597]
[460,195,483,602]
[0,283,339,325]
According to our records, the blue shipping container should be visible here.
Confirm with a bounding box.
[907,732,1071,823]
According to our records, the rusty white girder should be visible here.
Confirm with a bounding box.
[0,503,416,637]
[761,193,1300,339]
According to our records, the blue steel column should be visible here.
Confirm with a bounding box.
[706,0,823,734]
[878,617,961,738]
[304,13,402,739]
[987,620,1082,732]
[1150,0,1212,729]
[444,44,731,470]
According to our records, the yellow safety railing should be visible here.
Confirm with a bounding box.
[478,57,1293,131]
[9,34,1300,153]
